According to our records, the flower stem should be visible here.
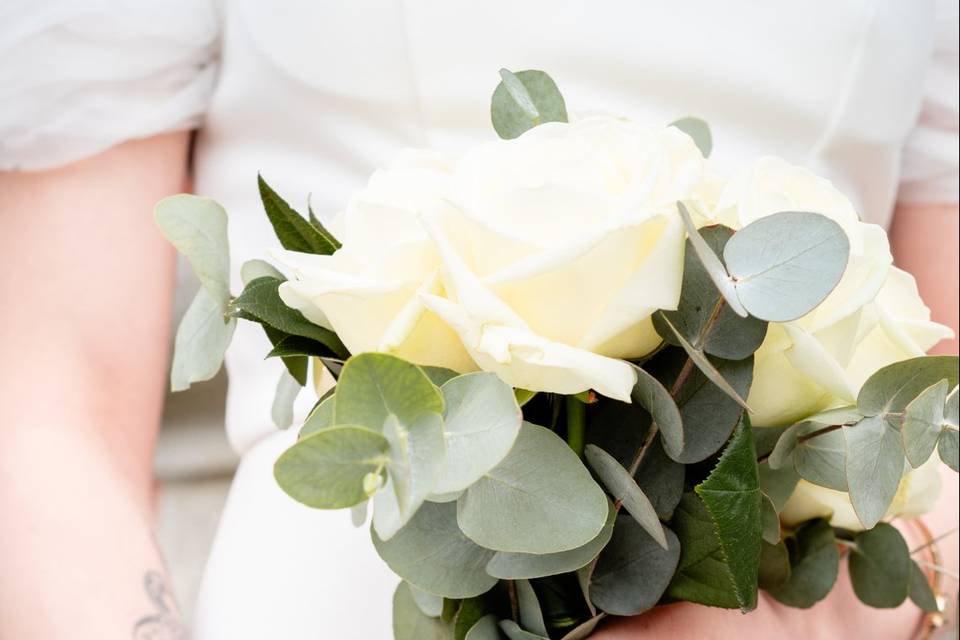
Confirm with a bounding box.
[566,395,587,457]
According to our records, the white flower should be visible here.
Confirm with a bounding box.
[276,116,709,400]
[780,458,942,530]
[715,157,953,426]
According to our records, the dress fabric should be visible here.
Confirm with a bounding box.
[1,1,958,638]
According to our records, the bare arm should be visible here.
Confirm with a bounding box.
[596,202,960,639]
[0,133,190,639]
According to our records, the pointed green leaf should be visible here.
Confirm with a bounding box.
[903,379,950,467]
[724,212,849,322]
[335,353,445,433]
[258,174,339,254]
[516,580,548,637]
[766,519,838,608]
[844,415,904,528]
[585,445,667,548]
[491,69,568,139]
[372,501,497,598]
[849,523,910,608]
[695,419,762,611]
[457,422,608,554]
[274,425,388,509]
[631,364,684,460]
[670,117,713,157]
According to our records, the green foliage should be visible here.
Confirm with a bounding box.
[491,69,568,139]
[516,580,548,636]
[843,415,903,529]
[758,541,791,589]
[848,523,911,608]
[675,202,747,317]
[168,286,237,392]
[903,379,949,467]
[759,462,799,512]
[585,445,667,548]
[499,619,548,639]
[630,364,684,460]
[270,369,301,428]
[335,353,445,432]
[694,419,762,611]
[258,174,340,254]
[409,584,444,617]
[766,519,838,608]
[670,117,713,157]
[941,428,959,471]
[633,437,685,519]
[654,226,767,360]
[372,501,497,599]
[760,494,780,544]
[457,423,608,554]
[485,500,615,579]
[393,582,450,640]
[723,212,849,322]
[770,421,848,491]
[857,355,959,417]
[273,425,388,509]
[463,614,500,640]
[299,394,335,439]
[908,560,939,612]
[589,515,681,615]
[240,258,284,283]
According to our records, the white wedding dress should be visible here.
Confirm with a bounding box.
[2,1,957,638]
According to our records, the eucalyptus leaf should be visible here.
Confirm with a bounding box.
[516,580,548,637]
[773,421,847,491]
[433,373,522,495]
[274,425,388,509]
[270,368,301,428]
[560,614,605,640]
[761,493,780,544]
[457,422,608,554]
[589,515,681,615]
[373,412,445,540]
[585,445,667,548]
[464,614,501,640]
[421,365,459,387]
[299,394,335,439]
[410,584,444,618]
[491,69,568,139]
[903,379,950,467]
[675,202,747,317]
[631,364,684,460]
[695,419,762,611]
[844,415,904,528]
[155,194,231,305]
[848,523,910,608]
[169,287,236,391]
[857,355,959,417]
[766,519,839,608]
[634,436,685,519]
[335,353,445,433]
[350,501,368,528]
[908,560,939,613]
[372,501,497,599]
[485,499,615,579]
[654,226,767,360]
[240,258,284,284]
[759,463,800,512]
[670,117,713,157]
[946,386,959,427]
[393,581,450,640]
[723,212,849,322]
[758,540,791,589]
[499,620,547,640]
[939,428,958,471]
[258,174,340,254]
[453,597,491,640]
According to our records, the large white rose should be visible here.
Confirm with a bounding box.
[714,157,953,426]
[276,116,709,401]
[780,458,942,530]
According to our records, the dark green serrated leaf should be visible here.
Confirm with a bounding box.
[766,519,838,608]
[261,325,308,386]
[695,419,762,611]
[908,560,939,612]
[670,116,713,157]
[654,226,767,360]
[232,276,347,357]
[258,175,339,254]
[491,69,568,139]
[266,333,340,360]
[849,523,910,608]
[589,515,681,615]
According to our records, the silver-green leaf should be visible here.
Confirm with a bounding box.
[585,445,667,548]
[902,379,949,467]
[843,416,904,528]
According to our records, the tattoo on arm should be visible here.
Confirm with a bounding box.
[132,571,184,640]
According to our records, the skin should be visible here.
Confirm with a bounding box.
[0,137,955,639]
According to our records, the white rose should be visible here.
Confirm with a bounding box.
[715,157,953,426]
[277,116,708,401]
[780,457,942,530]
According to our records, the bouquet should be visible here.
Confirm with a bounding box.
[157,70,957,639]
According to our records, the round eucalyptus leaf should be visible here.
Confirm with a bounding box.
[334,353,445,432]
[168,287,237,392]
[372,501,497,599]
[299,394,335,439]
[675,202,748,317]
[585,445,667,548]
[654,226,767,360]
[491,69,568,139]
[433,373,522,494]
[457,422,608,554]
[274,425,388,509]
[857,355,959,417]
[393,581,450,640]
[669,116,713,157]
[849,523,911,608]
[499,619,548,640]
[843,415,904,529]
[409,583,444,618]
[759,463,800,512]
[589,515,681,615]
[792,423,847,491]
[723,212,849,322]
[464,614,501,640]
[766,519,839,608]
[421,365,459,387]
[908,560,939,613]
[633,436,684,519]
[758,540,791,589]
[902,379,949,467]
[486,499,615,579]
[939,428,958,472]
[946,386,959,427]
[631,365,684,460]
[516,579,548,636]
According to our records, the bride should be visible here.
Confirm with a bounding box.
[1,1,957,638]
